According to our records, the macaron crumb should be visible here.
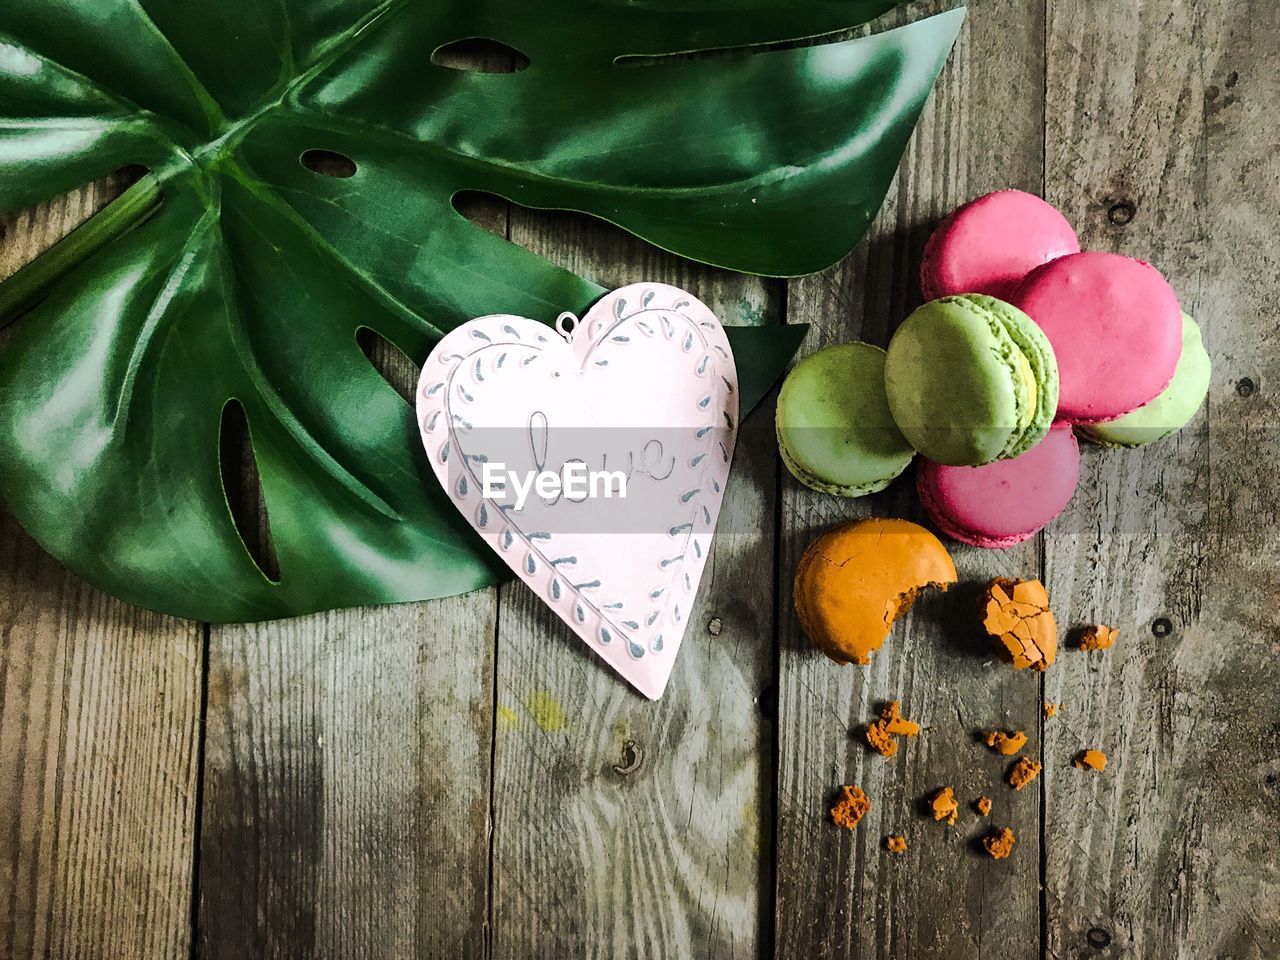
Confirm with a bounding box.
[1007,757,1043,791]
[982,578,1058,671]
[975,796,993,817]
[1078,624,1119,651]
[1044,702,1060,718]
[886,834,908,854]
[983,728,1028,756]
[931,787,959,826]
[1074,749,1108,772]
[982,827,1016,860]
[864,701,921,758]
[831,786,871,830]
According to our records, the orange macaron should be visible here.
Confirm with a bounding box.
[794,518,957,664]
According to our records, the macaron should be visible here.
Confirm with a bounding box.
[920,190,1080,301]
[776,343,916,497]
[1012,252,1183,423]
[884,295,1059,466]
[917,422,1081,548]
[1080,313,1211,447]
[793,518,957,665]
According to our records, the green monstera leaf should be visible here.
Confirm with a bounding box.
[0,0,963,622]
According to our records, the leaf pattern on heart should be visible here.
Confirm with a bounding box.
[417,287,739,695]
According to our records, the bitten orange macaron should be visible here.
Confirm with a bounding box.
[794,518,957,665]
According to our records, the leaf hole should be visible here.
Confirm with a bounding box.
[301,149,357,178]
[219,399,281,583]
[450,190,509,237]
[357,327,419,404]
[449,190,753,289]
[613,29,860,68]
[430,38,530,73]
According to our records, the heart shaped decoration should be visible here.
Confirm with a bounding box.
[416,284,738,699]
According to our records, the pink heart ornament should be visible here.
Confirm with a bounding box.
[416,284,738,699]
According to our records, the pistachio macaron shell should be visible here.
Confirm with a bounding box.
[776,343,916,497]
[884,295,1059,466]
[1081,313,1211,447]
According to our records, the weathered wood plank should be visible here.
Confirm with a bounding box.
[1042,1,1280,956]
[487,211,781,958]
[774,3,1048,957]
[197,594,496,959]
[0,176,203,960]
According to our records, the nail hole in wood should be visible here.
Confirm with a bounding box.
[1151,617,1174,638]
[1107,201,1136,226]
[1237,377,1256,399]
[301,149,357,178]
[758,685,776,720]
[707,616,723,636]
[1086,927,1112,949]
[612,739,643,775]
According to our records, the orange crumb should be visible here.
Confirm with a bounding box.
[882,701,920,737]
[1044,702,1059,718]
[1007,757,1042,791]
[1079,624,1119,651]
[831,786,871,830]
[975,796,992,817]
[931,787,959,826]
[982,827,1016,860]
[864,701,920,758]
[981,578,1058,671]
[983,729,1028,756]
[865,722,898,757]
[885,834,907,854]
[1073,749,1108,772]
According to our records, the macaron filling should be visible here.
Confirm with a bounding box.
[1009,345,1038,437]
[970,296,1058,460]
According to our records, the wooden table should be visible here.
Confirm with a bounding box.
[2,2,1277,957]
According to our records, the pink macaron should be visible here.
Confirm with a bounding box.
[1013,251,1183,423]
[920,190,1081,301]
[917,423,1081,549]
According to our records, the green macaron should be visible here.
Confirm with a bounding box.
[884,295,1059,466]
[776,343,916,497]
[1081,313,1211,448]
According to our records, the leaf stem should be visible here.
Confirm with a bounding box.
[0,173,162,326]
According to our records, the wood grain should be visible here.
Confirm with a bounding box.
[773,2,1048,957]
[197,595,496,959]
[1042,1,1280,956]
[4,6,1280,958]
[0,175,203,960]
[485,210,782,958]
